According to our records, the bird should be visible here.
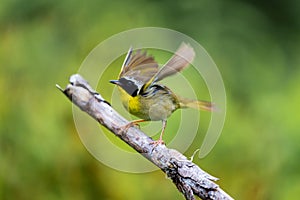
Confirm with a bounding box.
[110,43,214,145]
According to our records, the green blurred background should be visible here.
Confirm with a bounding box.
[1,0,300,199]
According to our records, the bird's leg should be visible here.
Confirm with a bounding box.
[121,119,147,132]
[151,120,167,146]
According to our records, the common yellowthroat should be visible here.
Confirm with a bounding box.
[110,43,214,144]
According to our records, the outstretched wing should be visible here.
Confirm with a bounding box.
[154,43,195,82]
[119,47,159,84]
[142,43,195,90]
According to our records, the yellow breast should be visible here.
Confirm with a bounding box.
[117,85,179,121]
[118,86,140,114]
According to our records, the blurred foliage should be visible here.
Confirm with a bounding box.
[1,0,300,199]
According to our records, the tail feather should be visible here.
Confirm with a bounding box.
[178,96,215,111]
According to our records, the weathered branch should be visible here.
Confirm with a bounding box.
[57,74,234,200]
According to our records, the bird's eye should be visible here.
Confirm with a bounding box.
[131,89,138,97]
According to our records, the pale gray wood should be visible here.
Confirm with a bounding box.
[56,74,234,200]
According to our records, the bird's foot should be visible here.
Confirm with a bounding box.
[150,138,165,147]
[119,121,141,134]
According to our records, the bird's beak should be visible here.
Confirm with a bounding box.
[109,80,119,85]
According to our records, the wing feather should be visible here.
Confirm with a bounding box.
[154,43,195,82]
[119,48,159,84]
[142,43,195,91]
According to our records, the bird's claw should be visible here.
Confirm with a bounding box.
[120,122,140,133]
[150,138,165,147]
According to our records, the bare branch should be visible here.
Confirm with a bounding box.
[57,74,234,200]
